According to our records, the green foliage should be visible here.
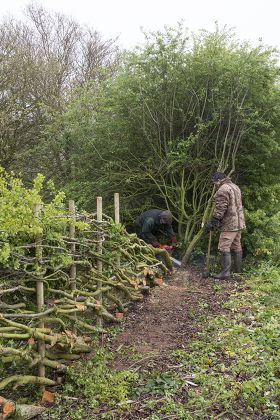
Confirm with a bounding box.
[0,168,87,271]
[96,24,280,243]
[66,350,137,405]
[36,24,280,262]
[132,371,184,397]
[43,349,138,419]
[242,183,280,262]
[35,84,108,210]
[152,399,188,419]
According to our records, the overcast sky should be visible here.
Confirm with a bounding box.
[0,0,279,52]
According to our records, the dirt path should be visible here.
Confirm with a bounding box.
[111,266,236,373]
[38,266,241,419]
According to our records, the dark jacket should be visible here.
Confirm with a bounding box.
[135,209,175,244]
[213,179,246,231]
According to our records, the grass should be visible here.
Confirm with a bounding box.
[165,262,280,419]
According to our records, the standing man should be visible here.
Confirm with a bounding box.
[135,209,177,248]
[204,172,245,279]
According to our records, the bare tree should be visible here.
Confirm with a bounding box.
[0,2,119,176]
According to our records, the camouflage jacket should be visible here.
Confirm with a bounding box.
[213,179,246,231]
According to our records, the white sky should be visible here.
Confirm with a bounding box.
[0,0,280,51]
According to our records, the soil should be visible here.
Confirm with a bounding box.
[110,265,238,373]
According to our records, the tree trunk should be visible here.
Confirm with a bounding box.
[181,228,204,266]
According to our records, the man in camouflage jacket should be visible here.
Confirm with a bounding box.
[204,172,245,279]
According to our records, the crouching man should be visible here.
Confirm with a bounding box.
[204,172,245,279]
[135,209,177,248]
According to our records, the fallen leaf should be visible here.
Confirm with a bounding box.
[50,334,58,347]
[75,303,86,311]
[154,277,163,286]
[115,312,124,320]
[143,267,149,276]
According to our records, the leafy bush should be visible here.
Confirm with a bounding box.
[243,183,280,263]
[0,168,87,270]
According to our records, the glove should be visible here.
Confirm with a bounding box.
[160,244,173,251]
[204,217,219,232]
[151,241,161,248]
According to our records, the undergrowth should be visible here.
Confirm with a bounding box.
[42,348,138,419]
[162,262,280,419]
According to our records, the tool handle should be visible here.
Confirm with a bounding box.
[206,230,212,272]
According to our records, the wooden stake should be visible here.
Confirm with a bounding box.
[33,204,45,383]
[114,193,120,224]
[69,200,76,292]
[97,197,103,327]
[114,193,121,268]
[202,230,212,278]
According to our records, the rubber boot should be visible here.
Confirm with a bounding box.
[232,250,243,281]
[232,250,242,273]
[214,252,231,280]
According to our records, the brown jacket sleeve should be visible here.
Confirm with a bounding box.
[213,188,229,221]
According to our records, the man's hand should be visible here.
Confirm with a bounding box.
[171,235,177,247]
[204,217,219,232]
[151,241,161,248]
